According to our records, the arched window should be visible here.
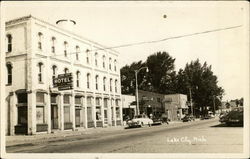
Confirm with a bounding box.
[76,46,80,60]
[51,37,56,53]
[38,62,43,83]
[95,52,98,66]
[76,71,80,87]
[64,41,68,57]
[102,55,106,68]
[86,49,90,64]
[109,58,112,70]
[64,68,69,74]
[110,78,113,92]
[103,77,106,91]
[38,32,43,50]
[6,63,12,85]
[87,73,90,89]
[95,75,99,90]
[6,34,12,52]
[115,79,118,93]
[114,59,117,72]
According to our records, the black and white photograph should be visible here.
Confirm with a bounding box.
[0,1,249,159]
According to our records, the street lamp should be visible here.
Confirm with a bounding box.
[135,66,148,115]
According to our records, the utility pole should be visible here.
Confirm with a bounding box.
[189,87,193,116]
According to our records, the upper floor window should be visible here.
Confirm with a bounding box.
[64,68,69,74]
[64,41,68,57]
[52,65,57,79]
[38,62,43,83]
[103,77,106,91]
[86,49,90,64]
[51,37,56,53]
[110,78,113,92]
[6,34,12,52]
[115,79,118,93]
[95,52,98,67]
[6,63,12,85]
[87,73,90,89]
[109,58,112,70]
[38,32,43,50]
[76,71,80,87]
[102,55,106,68]
[95,75,99,90]
[76,46,80,60]
[114,59,117,72]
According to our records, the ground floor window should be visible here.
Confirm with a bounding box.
[87,107,92,121]
[96,107,101,120]
[116,107,120,119]
[64,106,70,122]
[36,106,45,124]
[18,106,27,125]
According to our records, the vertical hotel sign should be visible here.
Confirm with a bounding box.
[53,73,73,90]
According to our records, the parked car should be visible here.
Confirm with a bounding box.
[151,117,163,126]
[219,112,229,123]
[181,115,195,122]
[225,108,243,126]
[127,114,153,128]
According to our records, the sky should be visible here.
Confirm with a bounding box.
[2,1,249,101]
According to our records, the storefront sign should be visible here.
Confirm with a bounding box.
[53,73,73,90]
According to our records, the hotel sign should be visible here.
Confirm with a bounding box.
[53,73,73,90]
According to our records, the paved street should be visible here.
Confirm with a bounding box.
[6,118,243,153]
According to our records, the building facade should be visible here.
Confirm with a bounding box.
[163,94,188,121]
[5,15,122,135]
[138,90,165,118]
[121,95,137,120]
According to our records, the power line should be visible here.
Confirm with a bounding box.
[6,25,242,63]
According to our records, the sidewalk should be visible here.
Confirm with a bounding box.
[6,118,213,147]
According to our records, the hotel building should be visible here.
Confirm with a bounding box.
[5,15,122,135]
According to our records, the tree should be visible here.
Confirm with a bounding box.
[146,51,176,94]
[175,59,224,116]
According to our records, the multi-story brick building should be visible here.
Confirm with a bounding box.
[5,15,122,135]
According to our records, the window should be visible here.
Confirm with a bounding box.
[104,99,108,108]
[64,41,68,57]
[6,63,12,85]
[110,78,113,92]
[115,79,118,93]
[95,75,99,90]
[103,77,106,91]
[86,49,90,64]
[75,97,81,105]
[96,108,101,120]
[95,52,98,66]
[38,32,43,50]
[51,37,56,53]
[109,58,112,70]
[6,34,12,52]
[115,100,119,106]
[76,46,80,60]
[87,107,92,121]
[64,68,69,74]
[64,95,70,104]
[76,71,80,87]
[87,73,90,89]
[51,94,57,104]
[36,92,45,103]
[64,106,70,122]
[114,60,117,71]
[52,65,57,79]
[38,62,43,83]
[17,93,27,103]
[116,107,120,119]
[36,106,45,124]
[87,97,92,106]
[102,55,106,68]
[96,98,100,106]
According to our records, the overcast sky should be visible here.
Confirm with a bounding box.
[3,1,249,101]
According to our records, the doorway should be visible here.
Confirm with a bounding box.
[75,109,81,127]
[51,105,58,129]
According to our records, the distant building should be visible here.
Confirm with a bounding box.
[5,15,122,135]
[138,90,164,118]
[163,94,188,121]
[121,95,136,120]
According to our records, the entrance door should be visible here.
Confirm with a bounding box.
[51,105,58,129]
[75,109,80,127]
[104,109,108,125]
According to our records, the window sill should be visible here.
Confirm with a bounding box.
[6,84,12,86]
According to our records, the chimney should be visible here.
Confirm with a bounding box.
[56,19,76,32]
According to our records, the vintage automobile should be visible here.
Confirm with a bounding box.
[127,114,153,128]
[224,107,243,126]
[181,115,195,122]
[151,117,163,126]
